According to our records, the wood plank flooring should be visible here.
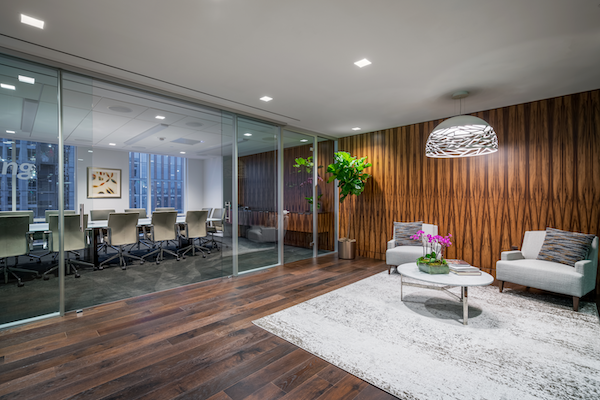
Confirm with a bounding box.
[0,254,399,400]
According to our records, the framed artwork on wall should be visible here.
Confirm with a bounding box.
[87,167,121,198]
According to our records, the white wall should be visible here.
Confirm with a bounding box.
[76,147,130,213]
[202,157,223,208]
[76,148,224,213]
[186,158,204,210]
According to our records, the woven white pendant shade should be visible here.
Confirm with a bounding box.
[425,115,498,158]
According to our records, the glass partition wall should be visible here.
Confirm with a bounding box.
[0,52,337,328]
[0,55,61,325]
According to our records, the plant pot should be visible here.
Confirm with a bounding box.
[417,259,449,274]
[338,239,356,259]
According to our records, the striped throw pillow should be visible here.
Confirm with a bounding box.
[393,221,422,247]
[537,228,595,267]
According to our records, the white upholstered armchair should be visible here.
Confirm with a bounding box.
[386,223,438,274]
[496,229,598,311]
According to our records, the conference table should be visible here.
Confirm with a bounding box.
[29,215,221,267]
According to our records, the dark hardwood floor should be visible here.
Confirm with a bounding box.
[0,254,399,400]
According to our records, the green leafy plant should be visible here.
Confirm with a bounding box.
[305,194,323,208]
[327,151,372,240]
[293,156,315,174]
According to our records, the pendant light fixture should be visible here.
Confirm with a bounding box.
[426,91,498,158]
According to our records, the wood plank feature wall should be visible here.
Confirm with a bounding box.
[338,90,600,277]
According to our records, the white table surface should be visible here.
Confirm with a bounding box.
[29,215,220,231]
[397,262,494,287]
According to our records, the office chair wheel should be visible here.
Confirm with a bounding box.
[207,251,211,254]
[140,260,145,265]
[181,255,186,260]
[36,259,42,263]
[202,254,206,258]
[17,280,24,287]
[156,260,160,265]
[35,273,42,279]
[176,257,180,261]
[43,275,50,281]
[75,273,80,278]
[98,266,104,270]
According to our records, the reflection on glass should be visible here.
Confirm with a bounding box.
[282,130,316,263]
[237,117,279,273]
[317,138,335,254]
[0,54,60,326]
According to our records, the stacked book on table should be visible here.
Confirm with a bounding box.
[446,259,482,276]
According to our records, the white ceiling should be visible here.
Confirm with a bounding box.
[0,0,599,139]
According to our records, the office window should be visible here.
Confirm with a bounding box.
[129,152,185,213]
[0,139,75,218]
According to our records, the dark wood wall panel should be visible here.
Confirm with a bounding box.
[339,90,600,278]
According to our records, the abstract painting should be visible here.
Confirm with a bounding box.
[87,167,121,198]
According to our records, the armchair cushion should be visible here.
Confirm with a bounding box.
[537,228,595,267]
[393,221,422,246]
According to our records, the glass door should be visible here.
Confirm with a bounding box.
[0,55,62,326]
[235,117,280,273]
[282,129,316,263]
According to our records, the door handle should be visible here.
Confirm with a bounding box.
[79,203,85,232]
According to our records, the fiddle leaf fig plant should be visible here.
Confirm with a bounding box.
[327,151,372,240]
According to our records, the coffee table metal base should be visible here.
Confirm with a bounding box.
[400,275,470,325]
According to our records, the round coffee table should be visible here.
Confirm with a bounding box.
[397,262,494,325]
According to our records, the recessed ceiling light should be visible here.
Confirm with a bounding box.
[180,151,186,154]
[260,96,273,102]
[300,139,308,142]
[352,127,361,131]
[354,58,372,68]
[77,159,84,161]
[6,130,15,134]
[21,14,45,29]
[155,115,165,120]
[244,133,252,136]
[109,143,116,146]
[3,141,13,145]
[18,75,35,84]
[88,150,93,153]
[1,83,16,90]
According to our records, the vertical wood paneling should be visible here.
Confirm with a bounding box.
[339,90,600,277]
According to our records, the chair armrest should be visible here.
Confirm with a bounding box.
[501,250,525,261]
[178,222,189,239]
[387,239,396,250]
[105,226,112,244]
[574,259,595,276]
[43,230,52,251]
[26,231,36,253]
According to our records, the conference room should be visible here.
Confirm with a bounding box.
[0,54,337,328]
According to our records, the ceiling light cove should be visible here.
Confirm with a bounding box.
[180,151,186,154]
[354,58,372,68]
[21,14,45,29]
[109,143,116,146]
[300,139,308,142]
[6,130,15,134]
[260,96,273,102]
[1,83,16,90]
[244,133,252,136]
[18,75,35,84]
[155,115,165,120]
[352,127,361,131]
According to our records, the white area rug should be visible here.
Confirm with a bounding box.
[253,271,600,400]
